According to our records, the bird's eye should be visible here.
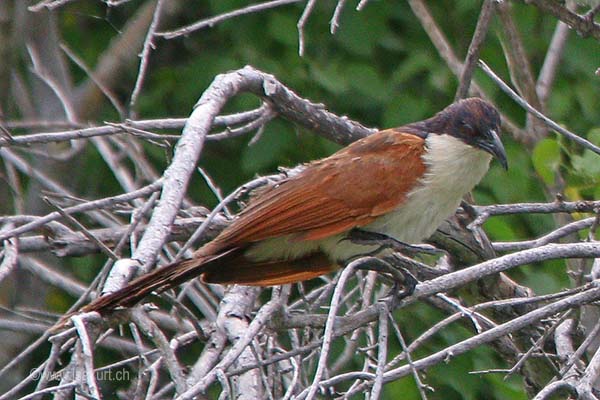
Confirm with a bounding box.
[460,120,474,133]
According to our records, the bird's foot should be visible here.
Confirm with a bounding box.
[352,257,418,300]
[345,228,441,257]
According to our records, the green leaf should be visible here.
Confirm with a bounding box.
[568,124,600,185]
[378,32,405,52]
[587,128,600,146]
[575,82,599,121]
[483,218,516,242]
[532,138,561,186]
[547,85,576,121]
[571,150,600,181]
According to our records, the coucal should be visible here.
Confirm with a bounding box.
[78,97,507,315]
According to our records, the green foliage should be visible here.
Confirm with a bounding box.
[240,120,299,173]
[570,129,600,189]
[532,138,561,186]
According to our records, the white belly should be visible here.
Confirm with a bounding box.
[247,134,492,263]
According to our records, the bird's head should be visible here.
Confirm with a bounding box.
[414,98,507,170]
[443,98,507,170]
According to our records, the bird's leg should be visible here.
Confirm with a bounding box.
[345,228,442,257]
[459,199,476,216]
[351,257,418,300]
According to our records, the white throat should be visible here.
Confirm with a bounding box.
[419,133,493,206]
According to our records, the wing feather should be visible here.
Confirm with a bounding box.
[210,129,426,251]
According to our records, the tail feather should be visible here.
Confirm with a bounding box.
[51,247,336,331]
[201,251,336,285]
[81,248,335,315]
[80,259,200,314]
[80,251,239,315]
[50,252,229,332]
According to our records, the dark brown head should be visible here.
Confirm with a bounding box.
[410,98,507,169]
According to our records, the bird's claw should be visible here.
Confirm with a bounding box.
[351,257,418,301]
[345,228,441,257]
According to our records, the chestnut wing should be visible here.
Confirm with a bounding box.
[211,130,426,249]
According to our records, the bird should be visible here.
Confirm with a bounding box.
[77,97,507,316]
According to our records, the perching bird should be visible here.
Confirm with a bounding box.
[79,97,507,315]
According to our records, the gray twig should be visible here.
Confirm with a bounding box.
[455,0,497,100]
[479,60,600,156]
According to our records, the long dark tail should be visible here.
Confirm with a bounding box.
[51,246,336,331]
[50,255,218,331]
[80,256,213,315]
[81,249,336,313]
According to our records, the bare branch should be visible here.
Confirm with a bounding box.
[406,0,523,138]
[303,258,365,400]
[537,20,570,106]
[0,224,18,284]
[493,217,596,252]
[366,283,600,392]
[479,60,600,156]
[28,0,78,12]
[159,0,302,39]
[526,0,600,40]
[129,0,166,115]
[178,285,288,399]
[455,0,497,100]
[330,0,347,34]
[71,315,102,399]
[0,108,271,148]
[0,180,162,242]
[60,42,125,118]
[131,309,187,393]
[497,1,547,145]
[297,0,317,56]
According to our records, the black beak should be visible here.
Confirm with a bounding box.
[479,129,508,170]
